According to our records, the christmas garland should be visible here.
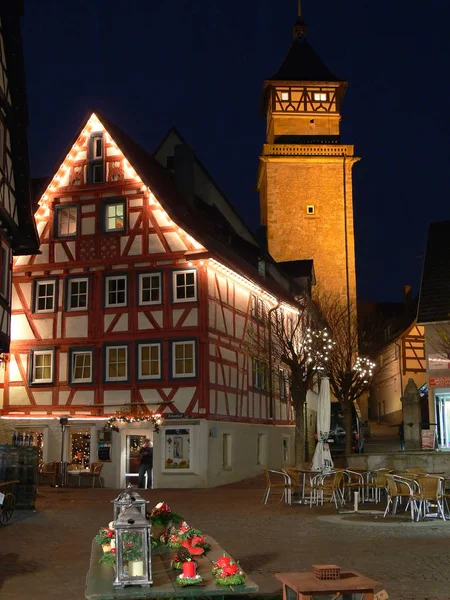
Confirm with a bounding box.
[105,414,162,433]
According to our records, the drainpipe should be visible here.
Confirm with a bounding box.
[268,300,280,419]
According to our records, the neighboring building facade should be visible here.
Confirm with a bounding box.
[418,221,450,449]
[257,14,359,303]
[0,2,39,354]
[0,112,317,487]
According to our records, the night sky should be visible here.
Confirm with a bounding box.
[21,1,450,303]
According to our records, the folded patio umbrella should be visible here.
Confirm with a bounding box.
[311,377,334,472]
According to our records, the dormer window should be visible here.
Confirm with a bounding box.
[313,92,327,102]
[88,133,104,184]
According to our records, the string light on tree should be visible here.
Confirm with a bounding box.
[354,356,376,384]
[304,329,335,370]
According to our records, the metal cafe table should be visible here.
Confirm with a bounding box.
[85,535,258,600]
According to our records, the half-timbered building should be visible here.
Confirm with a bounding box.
[0,2,39,355]
[0,111,316,487]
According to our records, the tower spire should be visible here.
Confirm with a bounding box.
[293,0,307,38]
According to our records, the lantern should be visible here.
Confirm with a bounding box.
[112,489,148,521]
[114,506,152,588]
[276,565,380,600]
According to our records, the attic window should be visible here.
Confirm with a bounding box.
[306,205,315,215]
[281,92,289,101]
[313,92,327,102]
[88,134,104,184]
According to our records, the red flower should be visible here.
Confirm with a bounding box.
[191,535,205,546]
[107,531,114,538]
[111,548,116,555]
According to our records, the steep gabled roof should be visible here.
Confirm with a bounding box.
[39,111,306,307]
[268,37,343,83]
[417,221,450,324]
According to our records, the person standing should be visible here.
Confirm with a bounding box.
[138,439,153,489]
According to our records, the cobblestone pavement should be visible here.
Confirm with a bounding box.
[1,477,450,600]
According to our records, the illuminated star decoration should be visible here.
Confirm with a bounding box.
[354,356,376,384]
[304,329,335,370]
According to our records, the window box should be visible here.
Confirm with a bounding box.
[136,342,161,380]
[104,344,129,382]
[102,198,126,233]
[30,348,55,385]
[172,269,197,303]
[138,273,162,305]
[55,205,78,238]
[66,277,89,311]
[170,340,197,379]
[104,274,127,308]
[69,347,94,384]
[33,279,58,314]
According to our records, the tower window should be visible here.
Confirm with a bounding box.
[307,205,315,215]
[281,92,289,101]
[313,92,327,102]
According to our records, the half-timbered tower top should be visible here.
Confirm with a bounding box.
[262,9,347,145]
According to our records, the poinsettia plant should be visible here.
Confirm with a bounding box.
[149,502,183,527]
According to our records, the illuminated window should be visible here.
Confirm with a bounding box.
[67,277,89,311]
[137,343,161,379]
[30,349,54,384]
[103,200,126,233]
[253,358,268,391]
[138,273,162,305]
[105,275,127,307]
[313,92,327,102]
[56,205,78,237]
[172,340,196,378]
[70,348,93,384]
[307,205,315,215]
[173,270,197,303]
[34,279,57,313]
[70,429,91,468]
[281,91,289,101]
[105,344,128,382]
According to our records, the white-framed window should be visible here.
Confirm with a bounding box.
[105,275,127,307]
[279,368,287,400]
[163,426,192,471]
[172,340,196,378]
[34,279,57,313]
[313,92,327,102]
[92,134,103,159]
[138,273,162,305]
[105,345,128,382]
[306,205,315,215]
[70,349,93,384]
[253,358,268,390]
[173,270,196,303]
[0,243,11,300]
[251,294,265,320]
[222,433,232,469]
[104,200,125,232]
[55,205,78,237]
[67,277,89,311]
[30,349,54,384]
[137,343,161,379]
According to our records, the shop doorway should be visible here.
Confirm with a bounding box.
[121,431,153,488]
[436,394,450,448]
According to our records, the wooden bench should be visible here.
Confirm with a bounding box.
[85,535,258,599]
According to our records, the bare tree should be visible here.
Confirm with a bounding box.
[314,292,375,455]
[246,295,332,466]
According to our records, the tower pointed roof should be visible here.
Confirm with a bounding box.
[268,12,342,83]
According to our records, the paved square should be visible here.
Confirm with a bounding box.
[1,478,450,600]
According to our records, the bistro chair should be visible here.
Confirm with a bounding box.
[415,476,446,521]
[406,467,426,474]
[365,468,392,503]
[343,469,365,503]
[310,470,345,509]
[78,462,104,488]
[384,474,418,521]
[262,468,293,505]
[39,461,58,486]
